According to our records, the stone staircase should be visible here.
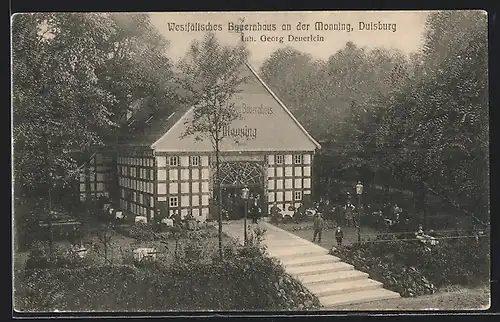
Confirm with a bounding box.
[221,220,400,308]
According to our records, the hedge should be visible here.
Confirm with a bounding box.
[332,234,490,297]
[15,255,320,311]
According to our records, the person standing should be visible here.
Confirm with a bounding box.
[312,213,325,243]
[345,202,355,227]
[335,226,344,247]
[251,204,261,224]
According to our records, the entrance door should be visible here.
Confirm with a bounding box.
[156,200,169,222]
[218,161,266,220]
[221,184,265,220]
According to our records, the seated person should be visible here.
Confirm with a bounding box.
[161,216,174,227]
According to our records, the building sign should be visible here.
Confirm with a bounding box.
[220,103,275,140]
[222,125,257,140]
[233,103,274,117]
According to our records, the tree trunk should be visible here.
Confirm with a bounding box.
[215,137,223,260]
[417,180,428,228]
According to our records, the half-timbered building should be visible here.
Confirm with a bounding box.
[79,62,321,223]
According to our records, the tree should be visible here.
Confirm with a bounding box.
[178,32,249,259]
[12,13,175,203]
[260,43,410,142]
[375,10,488,225]
[13,13,117,203]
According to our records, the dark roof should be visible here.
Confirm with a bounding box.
[111,100,190,148]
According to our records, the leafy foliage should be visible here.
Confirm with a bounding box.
[261,11,488,225]
[332,234,490,297]
[12,13,175,200]
[24,242,96,271]
[16,249,320,311]
[179,32,250,146]
[127,222,158,242]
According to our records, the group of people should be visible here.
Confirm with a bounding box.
[313,198,358,228]
[222,192,263,223]
[311,211,345,247]
[159,209,198,231]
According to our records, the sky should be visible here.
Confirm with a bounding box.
[149,11,430,68]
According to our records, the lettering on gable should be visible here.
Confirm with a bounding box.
[221,125,257,140]
[232,103,274,118]
[219,103,274,140]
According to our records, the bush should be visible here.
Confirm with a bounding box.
[127,223,158,242]
[185,227,218,239]
[24,242,96,271]
[332,234,489,297]
[181,230,219,261]
[16,253,321,311]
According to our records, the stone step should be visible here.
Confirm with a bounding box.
[264,240,313,247]
[273,248,329,259]
[299,270,369,285]
[308,279,383,297]
[280,254,341,268]
[320,289,401,308]
[287,262,353,276]
[266,244,324,252]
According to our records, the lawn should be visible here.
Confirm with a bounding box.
[331,286,490,311]
[274,221,380,249]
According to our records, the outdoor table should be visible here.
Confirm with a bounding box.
[133,247,157,261]
[135,216,148,224]
[115,211,124,220]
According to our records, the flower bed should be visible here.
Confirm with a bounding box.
[332,233,490,297]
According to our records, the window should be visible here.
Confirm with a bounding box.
[294,191,302,201]
[276,155,284,164]
[169,196,178,208]
[294,155,303,165]
[190,156,200,166]
[169,156,178,167]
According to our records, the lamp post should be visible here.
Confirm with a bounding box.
[241,186,250,245]
[355,181,364,243]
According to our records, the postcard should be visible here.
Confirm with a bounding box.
[11,10,490,313]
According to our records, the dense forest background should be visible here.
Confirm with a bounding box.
[260,11,488,222]
[12,11,489,223]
